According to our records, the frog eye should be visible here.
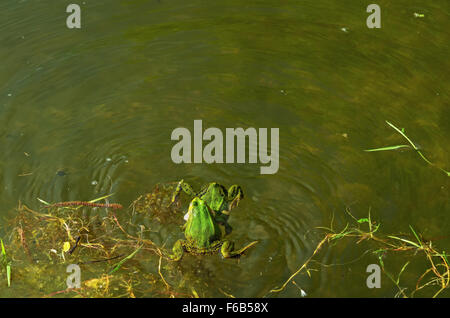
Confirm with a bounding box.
[192,201,198,207]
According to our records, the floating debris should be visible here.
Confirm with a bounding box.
[45,201,123,210]
[130,182,185,225]
[56,170,67,177]
[2,198,167,296]
[365,120,450,177]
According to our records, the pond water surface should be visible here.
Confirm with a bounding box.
[0,0,449,297]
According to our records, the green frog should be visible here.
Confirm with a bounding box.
[169,197,258,261]
[171,180,244,234]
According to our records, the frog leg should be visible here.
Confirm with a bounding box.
[216,221,232,237]
[169,239,186,261]
[227,185,244,210]
[220,240,258,258]
[170,179,197,206]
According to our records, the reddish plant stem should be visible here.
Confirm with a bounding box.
[45,201,123,210]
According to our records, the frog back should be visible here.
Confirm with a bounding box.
[185,198,221,248]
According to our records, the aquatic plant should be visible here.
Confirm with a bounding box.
[109,245,143,274]
[39,193,123,210]
[1,239,11,287]
[2,185,205,298]
[269,208,449,298]
[365,120,450,177]
[45,201,123,210]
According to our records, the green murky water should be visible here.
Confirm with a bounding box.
[0,0,449,297]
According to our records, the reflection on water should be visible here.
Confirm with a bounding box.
[0,0,448,297]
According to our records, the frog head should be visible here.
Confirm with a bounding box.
[176,181,244,222]
[200,183,244,211]
[200,183,228,212]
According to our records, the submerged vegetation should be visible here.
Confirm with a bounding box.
[1,238,11,287]
[0,181,448,297]
[0,183,200,297]
[269,208,449,298]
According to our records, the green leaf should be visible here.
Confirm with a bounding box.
[364,145,411,152]
[357,218,369,224]
[396,261,409,284]
[109,245,143,274]
[367,120,450,177]
[89,193,115,203]
[385,121,418,150]
[6,265,10,287]
[378,254,384,269]
[63,241,71,253]
[442,251,449,265]
[37,197,51,205]
[0,239,5,257]
[388,235,421,248]
[409,225,423,247]
[1,239,11,287]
